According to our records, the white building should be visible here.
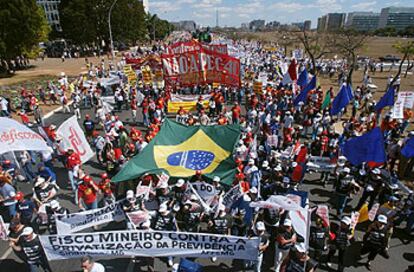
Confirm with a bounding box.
[36,0,62,32]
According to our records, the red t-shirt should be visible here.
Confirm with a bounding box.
[78,183,98,204]
[66,153,81,169]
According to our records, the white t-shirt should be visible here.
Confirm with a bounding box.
[90,262,105,272]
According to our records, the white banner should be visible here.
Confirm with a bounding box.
[250,201,281,210]
[57,115,94,163]
[192,182,218,204]
[307,156,336,172]
[40,230,260,261]
[56,201,125,234]
[170,94,211,102]
[316,205,330,227]
[0,117,50,154]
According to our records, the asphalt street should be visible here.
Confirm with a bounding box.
[0,103,412,272]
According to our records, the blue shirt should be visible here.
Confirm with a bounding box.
[17,199,36,220]
[38,166,56,182]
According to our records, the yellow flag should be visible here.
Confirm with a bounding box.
[357,203,369,223]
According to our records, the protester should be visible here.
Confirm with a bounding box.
[81,256,106,272]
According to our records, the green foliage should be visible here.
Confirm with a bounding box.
[146,13,174,40]
[0,0,50,60]
[59,0,149,46]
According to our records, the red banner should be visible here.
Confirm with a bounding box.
[161,48,240,87]
[167,40,228,55]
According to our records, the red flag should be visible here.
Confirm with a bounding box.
[288,59,297,81]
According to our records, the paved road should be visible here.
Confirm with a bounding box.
[0,104,412,272]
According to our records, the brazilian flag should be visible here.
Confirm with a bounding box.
[112,119,241,185]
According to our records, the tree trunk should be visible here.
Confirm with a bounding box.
[390,53,407,87]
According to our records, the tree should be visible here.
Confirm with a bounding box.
[145,13,174,41]
[59,0,148,47]
[0,0,50,73]
[296,30,330,75]
[391,41,414,84]
[328,29,368,85]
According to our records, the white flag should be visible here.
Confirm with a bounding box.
[57,115,94,163]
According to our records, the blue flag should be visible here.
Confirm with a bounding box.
[330,84,353,115]
[375,85,396,112]
[297,68,309,88]
[294,75,317,106]
[341,127,386,165]
[401,136,414,158]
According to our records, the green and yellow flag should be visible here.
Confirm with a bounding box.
[112,119,241,185]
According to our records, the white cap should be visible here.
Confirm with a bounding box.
[283,177,290,183]
[50,200,60,209]
[213,176,221,182]
[286,111,291,115]
[49,124,56,130]
[295,243,307,253]
[159,203,168,213]
[341,216,352,225]
[248,159,255,164]
[366,184,374,192]
[190,194,198,201]
[249,187,258,194]
[262,161,269,168]
[126,190,134,199]
[22,227,34,236]
[292,162,298,168]
[359,169,366,176]
[283,219,292,227]
[377,214,388,224]
[372,168,381,175]
[274,165,282,171]
[256,221,265,231]
[175,179,185,187]
[343,167,351,174]
[35,177,46,187]
[9,191,16,198]
[183,200,192,207]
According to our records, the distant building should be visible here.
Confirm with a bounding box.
[304,20,311,31]
[292,22,305,30]
[266,21,281,30]
[240,23,249,30]
[346,12,379,32]
[249,20,265,31]
[36,0,62,32]
[172,20,197,32]
[379,6,414,30]
[317,13,345,32]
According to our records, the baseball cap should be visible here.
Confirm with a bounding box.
[213,176,221,182]
[175,179,185,187]
[372,168,381,175]
[262,161,269,168]
[50,200,60,209]
[283,219,292,227]
[22,227,34,236]
[377,214,388,224]
[34,177,46,187]
[341,216,352,225]
[256,221,265,231]
[249,187,258,194]
[274,165,282,171]
[343,167,351,174]
[295,243,307,253]
[159,203,168,213]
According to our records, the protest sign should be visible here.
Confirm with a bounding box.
[57,116,94,164]
[316,205,330,227]
[0,117,50,154]
[40,230,260,261]
[250,200,281,210]
[222,184,243,210]
[368,203,380,221]
[156,172,170,188]
[307,156,336,172]
[162,48,240,87]
[192,182,218,204]
[400,91,414,109]
[136,181,152,200]
[0,216,8,240]
[350,211,360,234]
[56,201,125,234]
[126,211,149,227]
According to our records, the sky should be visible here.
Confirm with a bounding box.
[148,0,414,28]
